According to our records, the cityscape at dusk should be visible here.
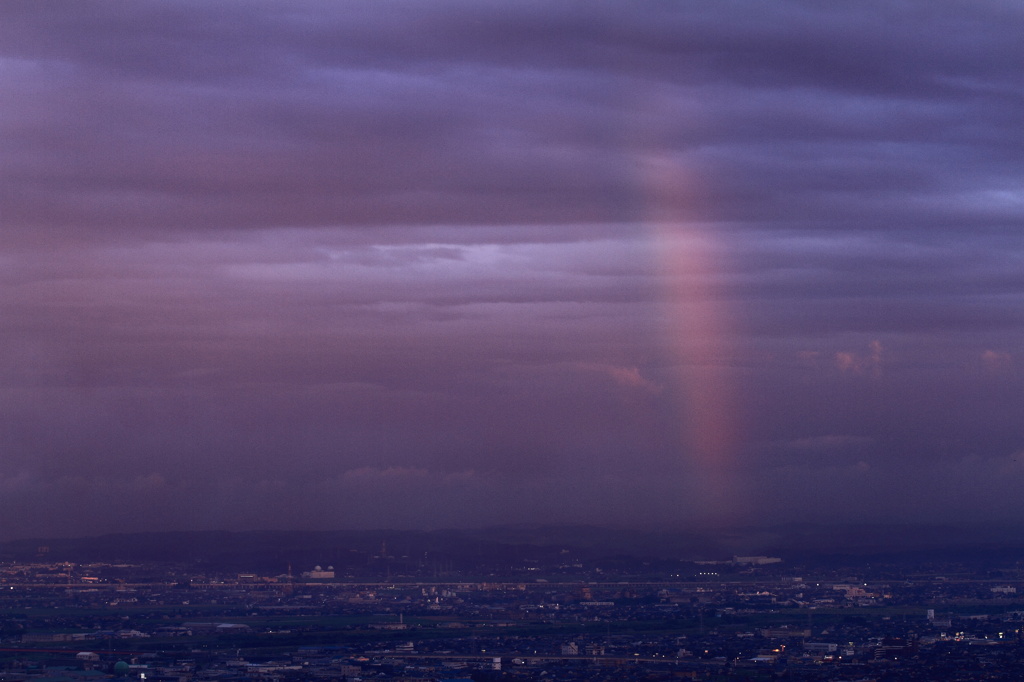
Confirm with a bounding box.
[1,0,1023,541]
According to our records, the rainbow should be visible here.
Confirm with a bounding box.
[643,153,743,524]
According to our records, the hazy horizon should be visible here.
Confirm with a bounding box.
[1,1,1022,541]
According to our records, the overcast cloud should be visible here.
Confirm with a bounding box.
[0,1,1022,539]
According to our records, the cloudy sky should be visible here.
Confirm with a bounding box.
[1,1,1022,540]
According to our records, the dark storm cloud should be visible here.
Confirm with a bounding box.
[0,1,1022,538]
[4,0,1020,235]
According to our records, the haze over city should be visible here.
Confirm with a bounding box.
[1,1,1022,541]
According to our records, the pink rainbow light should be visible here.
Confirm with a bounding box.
[643,153,745,524]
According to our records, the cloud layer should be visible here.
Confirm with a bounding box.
[0,1,1022,538]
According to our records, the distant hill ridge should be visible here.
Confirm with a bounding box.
[4,523,1024,571]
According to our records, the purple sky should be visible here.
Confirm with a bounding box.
[1,1,1023,539]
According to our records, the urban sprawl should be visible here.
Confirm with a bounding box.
[2,554,1024,681]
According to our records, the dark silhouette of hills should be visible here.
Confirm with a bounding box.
[4,523,1024,572]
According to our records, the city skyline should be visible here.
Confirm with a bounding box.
[1,1,1022,540]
